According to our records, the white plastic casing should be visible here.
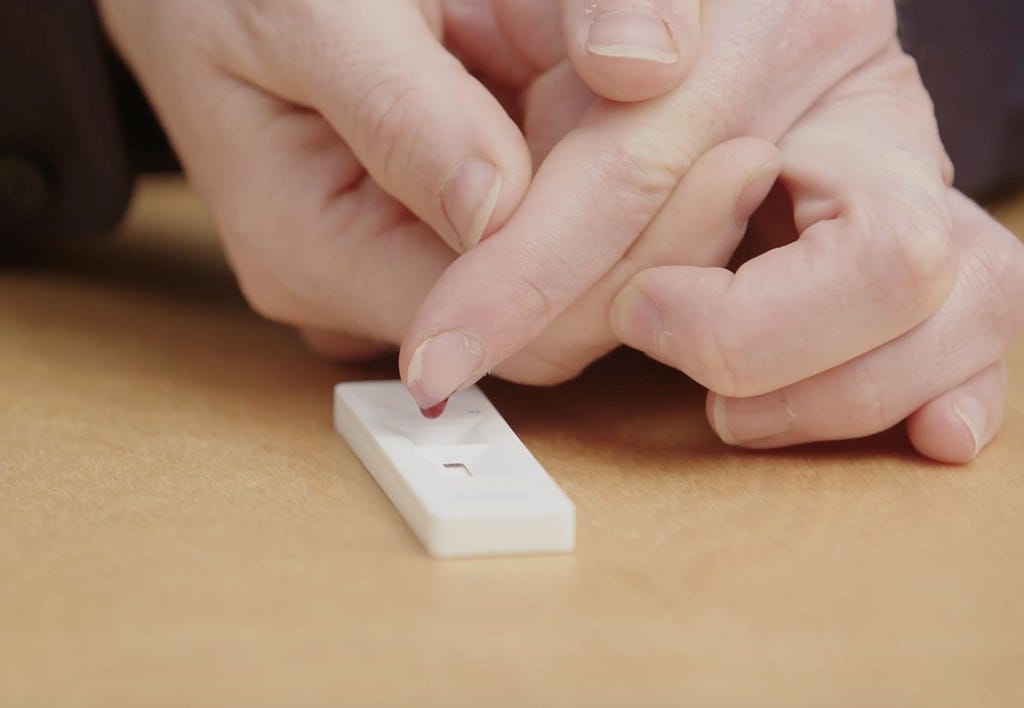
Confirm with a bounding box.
[334,380,575,558]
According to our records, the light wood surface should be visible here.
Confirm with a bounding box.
[3,177,1023,707]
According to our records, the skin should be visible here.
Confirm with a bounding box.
[99,0,1024,464]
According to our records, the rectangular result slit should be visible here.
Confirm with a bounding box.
[443,462,472,477]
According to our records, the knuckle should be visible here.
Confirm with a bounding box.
[121,1,227,64]
[219,0,323,75]
[887,209,956,313]
[348,68,432,182]
[512,260,565,332]
[854,195,956,317]
[226,0,286,49]
[591,131,691,216]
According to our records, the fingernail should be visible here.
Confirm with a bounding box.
[610,284,667,353]
[441,159,502,251]
[953,396,986,460]
[406,330,486,410]
[586,6,679,64]
[711,392,794,447]
[734,155,782,225]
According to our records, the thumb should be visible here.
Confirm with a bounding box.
[560,0,701,101]
[249,0,533,252]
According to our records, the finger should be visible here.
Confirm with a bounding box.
[493,0,568,74]
[704,190,1024,453]
[399,1,899,410]
[521,62,597,170]
[223,0,533,253]
[494,137,781,384]
[906,361,1007,464]
[612,45,956,398]
[443,0,536,88]
[560,0,701,101]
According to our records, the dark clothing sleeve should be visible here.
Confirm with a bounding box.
[0,0,132,244]
[899,0,1024,198]
[0,1,1022,247]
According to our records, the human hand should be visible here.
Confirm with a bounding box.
[97,0,772,380]
[616,187,1024,463]
[101,0,1022,464]
[97,0,535,359]
[500,0,1024,463]
[400,1,1004,462]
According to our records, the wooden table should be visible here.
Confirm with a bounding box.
[3,178,1023,707]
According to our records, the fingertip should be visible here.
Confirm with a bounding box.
[611,266,738,392]
[906,362,1006,464]
[609,281,665,355]
[732,143,784,226]
[401,329,487,410]
[444,134,533,253]
[494,0,567,73]
[906,399,984,465]
[707,392,738,447]
[441,158,504,251]
[305,4,533,256]
[438,119,532,254]
[564,0,699,102]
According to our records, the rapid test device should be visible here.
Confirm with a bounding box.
[334,380,575,558]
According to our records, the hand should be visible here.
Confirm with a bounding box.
[98,0,772,380]
[618,188,1024,463]
[97,0,535,359]
[440,1,1024,464]
[400,1,1012,462]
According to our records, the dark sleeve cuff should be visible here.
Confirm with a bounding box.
[900,0,1024,199]
[0,0,133,245]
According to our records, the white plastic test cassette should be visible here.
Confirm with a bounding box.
[334,380,575,558]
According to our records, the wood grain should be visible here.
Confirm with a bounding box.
[2,177,1023,707]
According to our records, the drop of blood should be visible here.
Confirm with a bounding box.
[419,399,449,419]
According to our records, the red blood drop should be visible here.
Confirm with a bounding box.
[419,399,448,419]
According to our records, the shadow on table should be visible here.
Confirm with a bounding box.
[484,347,922,471]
